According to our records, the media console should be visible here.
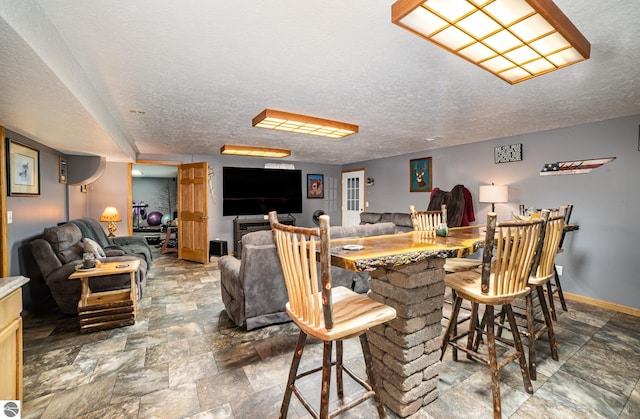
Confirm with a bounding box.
[233,215,296,258]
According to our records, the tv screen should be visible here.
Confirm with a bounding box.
[222,167,303,216]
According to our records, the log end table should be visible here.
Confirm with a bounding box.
[68,260,141,333]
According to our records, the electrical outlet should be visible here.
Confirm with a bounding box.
[556,265,563,276]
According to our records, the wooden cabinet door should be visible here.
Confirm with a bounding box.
[0,289,23,400]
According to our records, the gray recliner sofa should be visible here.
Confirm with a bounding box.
[219,222,397,330]
[65,218,153,267]
[30,222,149,314]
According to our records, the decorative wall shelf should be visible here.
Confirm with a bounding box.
[540,157,616,176]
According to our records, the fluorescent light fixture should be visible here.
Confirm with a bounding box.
[252,109,358,139]
[131,169,143,176]
[391,0,590,84]
[220,144,291,158]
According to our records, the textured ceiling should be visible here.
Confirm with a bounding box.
[1,1,639,165]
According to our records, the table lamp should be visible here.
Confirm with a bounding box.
[479,184,508,212]
[100,206,122,237]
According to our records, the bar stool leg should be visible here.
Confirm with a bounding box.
[526,292,537,380]
[466,303,479,360]
[554,266,568,311]
[485,305,501,419]
[505,305,534,395]
[336,340,344,400]
[320,341,333,419]
[537,285,558,362]
[546,280,558,321]
[441,296,463,361]
[280,331,307,419]
[360,333,387,418]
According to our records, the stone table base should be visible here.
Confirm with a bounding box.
[367,258,446,417]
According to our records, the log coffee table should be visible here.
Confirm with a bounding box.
[68,260,141,333]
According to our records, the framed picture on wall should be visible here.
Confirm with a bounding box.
[409,157,432,192]
[7,139,40,196]
[59,157,67,184]
[307,174,324,199]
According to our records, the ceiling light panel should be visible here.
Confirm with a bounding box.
[252,109,358,139]
[220,144,291,158]
[392,0,590,84]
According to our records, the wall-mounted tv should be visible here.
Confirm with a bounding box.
[222,166,303,216]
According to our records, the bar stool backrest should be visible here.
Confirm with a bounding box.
[410,204,447,231]
[481,212,545,297]
[269,211,334,329]
[534,214,565,281]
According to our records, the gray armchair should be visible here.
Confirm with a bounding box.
[219,222,396,330]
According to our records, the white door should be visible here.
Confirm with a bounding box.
[341,169,365,226]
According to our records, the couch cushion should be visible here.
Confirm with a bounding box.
[380,213,394,222]
[392,213,413,229]
[43,224,84,264]
[360,212,383,224]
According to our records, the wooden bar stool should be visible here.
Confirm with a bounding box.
[441,213,544,419]
[269,211,396,419]
[494,211,563,380]
[547,204,573,320]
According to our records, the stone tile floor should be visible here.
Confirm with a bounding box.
[21,250,640,418]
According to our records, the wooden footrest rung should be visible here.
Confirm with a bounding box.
[79,311,134,326]
[79,305,134,318]
[80,318,135,333]
[78,289,133,312]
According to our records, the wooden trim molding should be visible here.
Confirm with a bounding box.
[127,163,133,235]
[563,292,640,317]
[0,128,9,277]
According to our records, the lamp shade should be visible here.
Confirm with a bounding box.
[479,185,508,204]
[99,206,122,222]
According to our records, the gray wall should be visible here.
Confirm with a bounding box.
[345,114,640,309]
[5,130,68,311]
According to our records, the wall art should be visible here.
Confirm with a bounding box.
[7,139,40,196]
[409,157,432,192]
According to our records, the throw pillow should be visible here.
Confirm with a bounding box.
[83,237,106,259]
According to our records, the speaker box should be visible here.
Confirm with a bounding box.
[209,240,228,258]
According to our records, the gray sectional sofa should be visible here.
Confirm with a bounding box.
[219,221,398,330]
[359,211,414,232]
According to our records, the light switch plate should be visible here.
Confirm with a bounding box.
[7,210,12,224]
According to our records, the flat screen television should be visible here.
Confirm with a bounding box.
[222,166,303,216]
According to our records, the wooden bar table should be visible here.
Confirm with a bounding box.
[328,227,485,417]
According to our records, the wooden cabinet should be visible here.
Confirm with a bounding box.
[0,277,28,401]
[233,215,295,258]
